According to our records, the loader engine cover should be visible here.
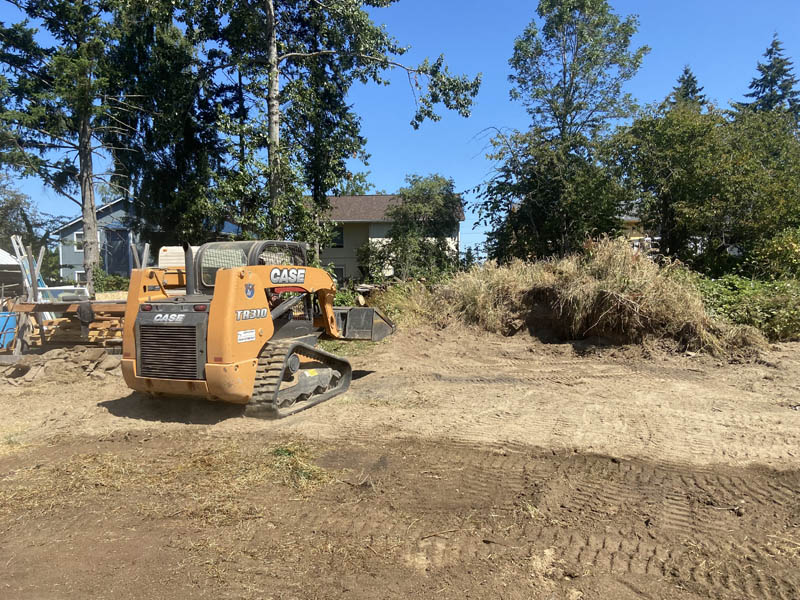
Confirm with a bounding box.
[135,306,208,380]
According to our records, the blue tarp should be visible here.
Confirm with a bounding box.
[0,312,16,349]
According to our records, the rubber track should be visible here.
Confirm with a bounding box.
[246,340,351,419]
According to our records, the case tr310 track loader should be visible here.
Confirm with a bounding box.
[121,241,395,418]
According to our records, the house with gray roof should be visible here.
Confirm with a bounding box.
[320,195,463,281]
[56,198,144,282]
[55,194,462,283]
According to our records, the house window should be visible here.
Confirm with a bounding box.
[330,225,344,248]
[75,271,87,283]
[74,232,84,252]
[332,265,345,283]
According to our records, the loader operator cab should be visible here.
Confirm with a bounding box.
[192,240,308,295]
[184,240,323,341]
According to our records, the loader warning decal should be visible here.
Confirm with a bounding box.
[270,267,306,285]
[237,329,256,343]
[235,308,268,321]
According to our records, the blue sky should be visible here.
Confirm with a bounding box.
[4,1,800,250]
[348,0,800,250]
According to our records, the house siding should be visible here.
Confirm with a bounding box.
[318,220,460,282]
[320,223,370,280]
[58,202,142,282]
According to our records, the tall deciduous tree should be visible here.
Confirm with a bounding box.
[184,0,481,240]
[478,0,647,260]
[612,104,800,273]
[508,0,649,145]
[742,34,800,120]
[0,0,120,294]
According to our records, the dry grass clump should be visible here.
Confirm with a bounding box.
[376,238,767,355]
[0,440,329,526]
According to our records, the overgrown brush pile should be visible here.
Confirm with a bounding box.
[375,238,767,355]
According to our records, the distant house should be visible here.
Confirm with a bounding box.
[56,198,143,282]
[56,194,462,283]
[320,195,463,281]
[0,247,23,297]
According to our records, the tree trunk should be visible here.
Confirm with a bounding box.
[79,112,99,296]
[265,0,283,236]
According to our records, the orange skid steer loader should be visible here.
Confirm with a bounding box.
[121,241,395,418]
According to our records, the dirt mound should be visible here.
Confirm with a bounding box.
[376,238,767,355]
[3,346,121,385]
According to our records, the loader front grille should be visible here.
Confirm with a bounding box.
[138,324,201,380]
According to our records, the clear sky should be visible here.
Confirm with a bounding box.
[4,1,800,250]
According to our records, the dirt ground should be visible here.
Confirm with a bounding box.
[1,327,799,599]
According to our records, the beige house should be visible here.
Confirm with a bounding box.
[319,195,463,281]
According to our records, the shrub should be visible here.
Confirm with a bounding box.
[93,269,130,293]
[696,275,800,341]
[333,285,358,307]
[356,241,391,282]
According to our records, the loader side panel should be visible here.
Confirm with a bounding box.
[207,268,275,365]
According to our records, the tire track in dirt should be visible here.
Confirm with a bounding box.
[308,439,800,599]
[520,518,800,600]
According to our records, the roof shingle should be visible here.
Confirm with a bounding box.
[328,195,400,222]
[328,194,465,222]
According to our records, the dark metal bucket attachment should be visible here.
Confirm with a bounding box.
[333,307,396,341]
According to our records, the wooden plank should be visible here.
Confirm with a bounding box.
[12,301,127,315]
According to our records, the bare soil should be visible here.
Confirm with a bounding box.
[1,326,799,599]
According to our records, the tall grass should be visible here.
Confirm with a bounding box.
[374,238,767,355]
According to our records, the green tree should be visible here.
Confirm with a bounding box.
[480,131,623,259]
[611,103,725,258]
[460,245,480,270]
[335,172,375,196]
[384,174,463,279]
[670,65,706,107]
[612,104,800,272]
[0,173,67,280]
[508,0,649,145]
[103,2,225,245]
[478,0,646,260]
[742,34,800,120]
[0,0,120,294]
[184,0,482,240]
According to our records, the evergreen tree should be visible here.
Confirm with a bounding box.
[104,3,225,246]
[743,34,800,119]
[670,65,706,107]
[0,0,120,294]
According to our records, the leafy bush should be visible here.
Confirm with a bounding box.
[749,227,800,279]
[93,269,130,293]
[356,241,391,282]
[696,275,800,341]
[374,238,767,355]
[333,285,358,307]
